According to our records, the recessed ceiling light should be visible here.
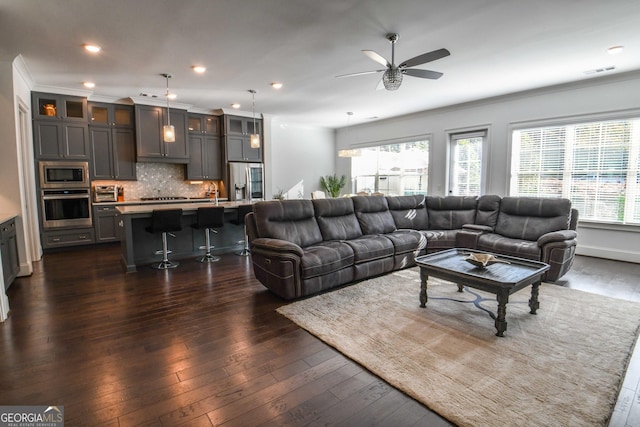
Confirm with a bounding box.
[192,65,206,73]
[83,82,95,89]
[608,45,624,55]
[231,103,241,109]
[83,44,101,53]
[271,82,283,89]
[167,93,177,100]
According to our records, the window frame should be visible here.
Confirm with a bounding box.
[508,109,640,226]
[446,128,489,196]
[347,134,431,196]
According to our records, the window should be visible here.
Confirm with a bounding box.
[511,117,640,224]
[449,131,485,196]
[352,140,429,196]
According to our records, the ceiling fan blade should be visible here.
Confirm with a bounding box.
[403,68,444,79]
[336,69,385,78]
[362,50,390,67]
[399,48,450,68]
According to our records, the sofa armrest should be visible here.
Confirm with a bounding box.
[537,230,578,246]
[462,224,494,233]
[252,238,305,257]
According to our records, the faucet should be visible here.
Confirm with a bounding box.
[211,182,219,205]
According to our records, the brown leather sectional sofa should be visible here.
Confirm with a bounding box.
[245,195,578,300]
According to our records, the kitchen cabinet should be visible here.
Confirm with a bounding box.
[223,115,262,162]
[89,102,134,128]
[32,92,87,122]
[1,217,19,292]
[89,103,136,180]
[188,114,220,135]
[33,120,89,160]
[94,205,121,242]
[135,105,189,163]
[186,134,222,180]
[42,228,94,249]
[32,92,90,160]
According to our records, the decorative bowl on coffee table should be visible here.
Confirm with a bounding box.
[464,252,511,268]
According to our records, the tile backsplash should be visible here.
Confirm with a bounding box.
[93,163,225,201]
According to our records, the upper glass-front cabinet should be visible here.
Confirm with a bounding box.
[89,102,133,127]
[33,93,87,122]
[188,114,219,135]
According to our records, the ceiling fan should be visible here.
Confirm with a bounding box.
[336,33,450,91]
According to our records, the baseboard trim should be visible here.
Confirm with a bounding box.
[576,245,640,263]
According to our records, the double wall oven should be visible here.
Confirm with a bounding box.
[39,161,92,229]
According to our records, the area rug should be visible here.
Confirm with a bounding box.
[277,268,640,427]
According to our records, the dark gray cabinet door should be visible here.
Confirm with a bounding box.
[187,134,221,180]
[1,218,19,291]
[89,102,133,127]
[163,109,189,161]
[94,206,120,242]
[34,121,89,159]
[187,134,205,179]
[135,105,164,159]
[113,128,136,180]
[90,127,136,180]
[135,105,188,163]
[226,135,245,162]
[205,135,222,179]
[90,126,113,179]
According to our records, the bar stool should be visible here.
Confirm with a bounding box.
[145,209,183,269]
[232,204,253,256]
[191,206,225,262]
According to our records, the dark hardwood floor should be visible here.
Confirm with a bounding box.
[1,244,639,426]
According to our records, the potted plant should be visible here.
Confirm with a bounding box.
[320,174,347,198]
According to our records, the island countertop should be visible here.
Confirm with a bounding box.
[116,200,251,215]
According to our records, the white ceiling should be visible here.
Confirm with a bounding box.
[1,0,639,128]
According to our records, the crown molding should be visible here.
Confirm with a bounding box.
[12,54,34,88]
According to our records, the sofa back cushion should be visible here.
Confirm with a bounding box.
[352,196,397,234]
[386,195,429,230]
[475,195,502,229]
[495,197,572,240]
[312,198,363,241]
[253,200,323,247]
[426,196,478,230]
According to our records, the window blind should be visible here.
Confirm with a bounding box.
[511,118,640,224]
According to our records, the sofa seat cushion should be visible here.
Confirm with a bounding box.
[301,241,354,279]
[385,230,426,254]
[422,229,459,251]
[343,235,394,264]
[476,233,540,260]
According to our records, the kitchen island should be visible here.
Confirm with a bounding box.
[117,200,250,272]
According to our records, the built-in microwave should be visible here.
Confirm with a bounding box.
[39,161,89,189]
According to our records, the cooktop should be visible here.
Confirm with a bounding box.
[140,196,188,201]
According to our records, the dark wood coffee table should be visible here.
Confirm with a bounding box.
[415,248,550,337]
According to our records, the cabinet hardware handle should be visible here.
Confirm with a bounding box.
[52,238,61,242]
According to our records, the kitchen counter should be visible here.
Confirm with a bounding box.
[116,200,248,215]
[0,213,18,224]
[117,201,255,272]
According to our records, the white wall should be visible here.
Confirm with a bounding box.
[335,71,640,263]
[267,118,334,199]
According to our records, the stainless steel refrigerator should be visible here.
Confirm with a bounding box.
[228,162,264,201]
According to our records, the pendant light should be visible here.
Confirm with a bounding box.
[162,73,175,143]
[248,89,260,148]
[338,112,361,157]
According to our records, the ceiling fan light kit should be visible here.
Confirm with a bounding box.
[337,32,449,91]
